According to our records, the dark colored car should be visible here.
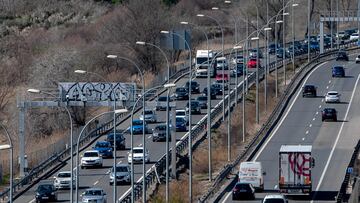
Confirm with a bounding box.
[332,66,345,77]
[35,182,57,202]
[202,87,217,99]
[268,43,280,54]
[106,132,126,150]
[302,85,317,97]
[186,100,201,114]
[231,63,245,77]
[232,182,255,200]
[336,51,349,61]
[156,96,172,111]
[174,87,189,100]
[175,117,187,132]
[276,48,291,58]
[196,96,208,109]
[93,141,113,158]
[211,83,224,95]
[184,81,201,94]
[321,108,337,121]
[152,124,171,142]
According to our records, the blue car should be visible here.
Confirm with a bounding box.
[176,117,187,132]
[93,141,113,158]
[127,120,149,134]
[332,66,345,77]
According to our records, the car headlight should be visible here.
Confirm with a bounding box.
[36,192,40,196]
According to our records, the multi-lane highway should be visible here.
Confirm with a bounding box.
[219,53,360,202]
[15,67,248,203]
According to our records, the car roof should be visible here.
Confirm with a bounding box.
[304,84,315,87]
[96,141,110,144]
[333,66,344,68]
[327,91,338,94]
[264,194,286,199]
[133,147,144,150]
[58,171,71,174]
[176,109,186,112]
[85,188,104,192]
[84,150,99,153]
[323,108,336,111]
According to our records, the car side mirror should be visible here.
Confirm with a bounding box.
[262,171,266,176]
[311,158,315,168]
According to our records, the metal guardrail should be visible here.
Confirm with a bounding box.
[199,42,360,202]
[0,61,191,202]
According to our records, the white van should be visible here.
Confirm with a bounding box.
[238,161,265,191]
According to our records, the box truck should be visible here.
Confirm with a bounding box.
[238,161,265,191]
[195,50,216,77]
[279,145,315,194]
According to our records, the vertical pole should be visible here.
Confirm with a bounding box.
[130,111,134,203]
[283,0,287,86]
[337,0,339,49]
[207,39,212,182]
[113,95,117,203]
[245,16,249,93]
[256,37,259,124]
[18,104,25,178]
[292,0,295,74]
[188,50,192,203]
[308,0,311,61]
[265,1,269,112]
[165,89,170,203]
[142,83,146,203]
[242,46,246,143]
[357,0,360,46]
[331,0,333,49]
[275,20,279,98]
[227,56,231,161]
[9,146,13,203]
[171,106,176,180]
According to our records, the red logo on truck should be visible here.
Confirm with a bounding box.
[288,153,310,177]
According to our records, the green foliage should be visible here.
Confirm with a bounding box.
[162,0,178,6]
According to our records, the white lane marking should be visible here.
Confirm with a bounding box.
[28,199,36,203]
[94,180,99,185]
[316,111,319,115]
[311,74,360,203]
[117,160,122,164]
[321,99,324,102]
[309,124,312,128]
[302,137,305,141]
[305,130,309,134]
[313,117,316,121]
[326,86,329,89]
[329,80,331,83]
[253,62,327,161]
[106,170,111,174]
[148,135,152,139]
[319,105,322,108]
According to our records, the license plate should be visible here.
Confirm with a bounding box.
[42,197,49,199]
[288,189,301,193]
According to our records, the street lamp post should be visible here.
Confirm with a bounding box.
[75,69,119,203]
[180,21,213,182]
[283,11,289,86]
[197,13,225,123]
[105,55,145,203]
[0,124,13,203]
[27,88,73,203]
[75,109,127,203]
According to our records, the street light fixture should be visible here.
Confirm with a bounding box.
[264,27,272,31]
[224,0,231,3]
[74,70,87,74]
[0,145,11,150]
[27,88,74,203]
[211,7,219,10]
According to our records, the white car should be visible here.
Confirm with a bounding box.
[53,171,73,189]
[139,109,157,123]
[350,33,359,41]
[176,109,189,125]
[356,54,360,63]
[109,164,131,185]
[81,188,107,203]
[128,147,150,164]
[325,91,340,103]
[262,194,288,203]
[81,150,103,169]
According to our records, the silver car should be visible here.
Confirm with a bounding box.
[139,109,157,123]
[81,188,107,203]
[325,91,340,103]
[109,164,131,185]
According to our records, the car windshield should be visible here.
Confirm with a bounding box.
[328,92,338,96]
[58,172,71,178]
[113,166,129,172]
[84,190,102,196]
[186,82,198,87]
[324,108,335,113]
[176,111,186,116]
[235,184,251,190]
[133,120,143,125]
[95,142,110,148]
[250,59,257,62]
[176,117,185,122]
[333,66,343,70]
[158,97,168,101]
[107,133,124,140]
[133,149,143,153]
[155,125,167,131]
[304,86,315,91]
[38,184,54,192]
[84,152,98,157]
[144,110,154,115]
[263,199,285,203]
[197,96,207,101]
[176,88,187,92]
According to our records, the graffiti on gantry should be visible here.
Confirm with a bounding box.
[59,82,136,102]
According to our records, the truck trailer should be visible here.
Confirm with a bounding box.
[279,145,314,195]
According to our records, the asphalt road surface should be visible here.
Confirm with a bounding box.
[219,54,360,203]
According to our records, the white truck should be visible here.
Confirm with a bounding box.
[195,50,216,77]
[279,145,315,195]
[238,161,265,191]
